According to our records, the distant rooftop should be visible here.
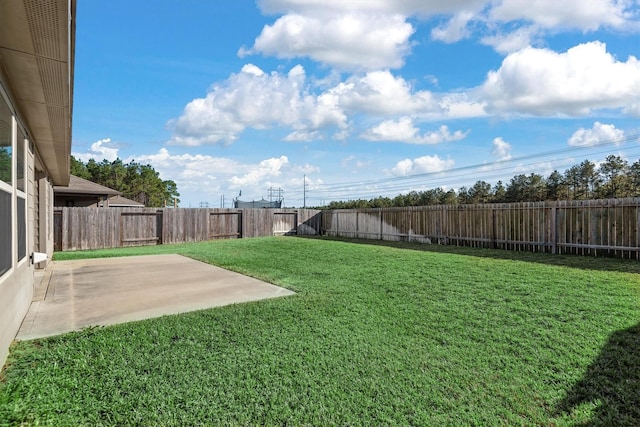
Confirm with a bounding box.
[53,175,120,197]
[103,195,144,208]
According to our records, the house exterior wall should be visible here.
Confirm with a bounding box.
[0,82,34,367]
[0,83,57,367]
[0,0,74,368]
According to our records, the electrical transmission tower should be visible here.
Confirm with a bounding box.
[269,187,284,202]
[268,187,284,205]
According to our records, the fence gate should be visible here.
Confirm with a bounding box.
[273,212,297,235]
[209,211,242,239]
[120,211,162,246]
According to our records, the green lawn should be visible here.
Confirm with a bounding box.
[1,237,639,426]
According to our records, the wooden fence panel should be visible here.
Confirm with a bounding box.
[120,210,162,247]
[298,208,322,236]
[55,201,640,259]
[322,199,640,259]
[54,207,322,251]
[243,209,269,238]
[209,210,242,239]
[273,212,297,235]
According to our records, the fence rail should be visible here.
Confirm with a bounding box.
[322,198,640,259]
[54,207,321,251]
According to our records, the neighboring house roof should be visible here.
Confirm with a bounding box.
[104,195,144,208]
[0,0,76,185]
[54,175,120,197]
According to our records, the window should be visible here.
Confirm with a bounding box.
[0,96,10,186]
[0,94,11,275]
[0,190,10,276]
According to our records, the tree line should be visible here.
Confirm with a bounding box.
[71,157,179,207]
[324,155,640,209]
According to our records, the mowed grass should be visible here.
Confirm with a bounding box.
[1,237,639,426]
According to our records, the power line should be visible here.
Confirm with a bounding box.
[287,134,640,201]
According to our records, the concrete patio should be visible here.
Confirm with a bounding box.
[17,254,294,340]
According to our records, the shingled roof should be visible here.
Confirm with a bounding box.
[53,175,120,196]
[103,195,144,207]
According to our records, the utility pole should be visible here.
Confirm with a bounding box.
[303,174,307,208]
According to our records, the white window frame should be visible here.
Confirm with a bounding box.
[16,121,28,265]
[0,87,12,195]
[0,86,14,281]
[0,82,31,276]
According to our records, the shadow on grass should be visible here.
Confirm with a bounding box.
[295,235,640,274]
[556,322,640,426]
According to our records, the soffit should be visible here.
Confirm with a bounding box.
[0,0,75,185]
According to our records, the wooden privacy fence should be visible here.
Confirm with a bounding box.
[322,198,640,259]
[54,207,321,251]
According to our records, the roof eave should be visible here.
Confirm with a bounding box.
[0,0,76,185]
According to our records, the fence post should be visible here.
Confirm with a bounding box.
[551,203,557,254]
[491,207,497,249]
[157,209,164,245]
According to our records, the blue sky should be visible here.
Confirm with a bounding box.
[72,0,640,207]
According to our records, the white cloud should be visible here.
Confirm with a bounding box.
[491,137,512,160]
[167,64,348,146]
[341,155,372,171]
[568,122,625,146]
[490,0,635,31]
[130,148,238,191]
[168,40,638,148]
[241,13,415,70]
[257,0,487,16]
[337,71,435,115]
[439,93,488,119]
[248,1,496,70]
[624,102,640,117]
[391,155,455,176]
[512,161,556,177]
[431,10,475,43]
[240,63,265,76]
[482,41,640,116]
[284,130,321,142]
[251,1,639,68]
[229,156,289,187]
[123,148,315,206]
[362,118,468,144]
[291,163,321,174]
[72,138,120,162]
[480,26,540,54]
[167,67,449,146]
